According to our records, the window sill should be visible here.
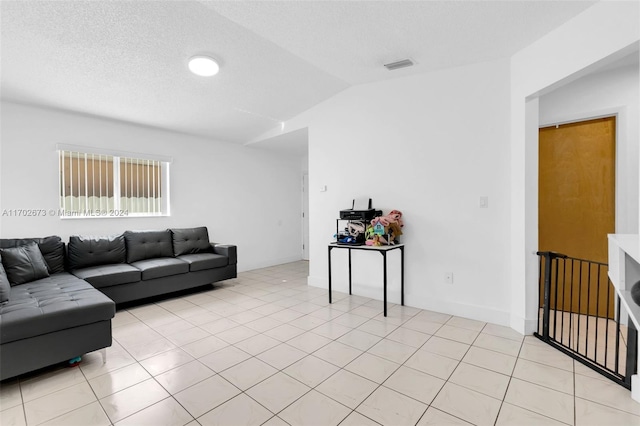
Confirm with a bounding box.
[59,212,169,219]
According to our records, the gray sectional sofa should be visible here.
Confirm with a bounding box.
[0,226,237,380]
[68,227,237,304]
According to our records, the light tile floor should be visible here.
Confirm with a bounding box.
[2,261,640,425]
[542,308,628,373]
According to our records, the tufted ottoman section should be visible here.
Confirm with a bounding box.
[0,273,115,344]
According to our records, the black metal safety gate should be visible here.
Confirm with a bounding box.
[535,251,637,389]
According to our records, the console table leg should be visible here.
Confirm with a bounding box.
[328,246,332,304]
[383,251,387,317]
[401,246,405,306]
[348,249,352,295]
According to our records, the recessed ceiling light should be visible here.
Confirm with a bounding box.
[188,56,219,77]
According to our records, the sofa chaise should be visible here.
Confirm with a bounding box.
[0,236,114,380]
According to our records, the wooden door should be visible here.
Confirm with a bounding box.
[539,117,615,317]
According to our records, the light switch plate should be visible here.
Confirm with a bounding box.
[445,272,454,284]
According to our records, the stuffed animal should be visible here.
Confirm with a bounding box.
[366,210,404,245]
[366,235,382,246]
[365,224,375,240]
[348,221,365,238]
[387,210,404,227]
[371,218,386,235]
[337,235,357,244]
[387,222,403,242]
[375,210,403,229]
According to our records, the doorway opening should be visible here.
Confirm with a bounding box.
[302,173,309,260]
[536,116,634,388]
[538,116,616,316]
[538,116,616,264]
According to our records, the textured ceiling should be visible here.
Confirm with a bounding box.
[0,1,348,143]
[207,0,599,85]
[1,1,598,144]
[253,128,310,158]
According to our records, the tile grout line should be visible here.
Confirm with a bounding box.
[78,362,111,426]
[278,302,422,424]
[413,319,486,426]
[573,358,577,426]
[118,290,482,424]
[12,261,640,426]
[492,322,525,426]
[343,311,446,425]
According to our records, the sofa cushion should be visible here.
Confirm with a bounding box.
[0,272,115,344]
[130,258,189,280]
[177,253,228,272]
[124,230,174,263]
[0,242,50,286]
[0,262,10,302]
[68,235,126,270]
[171,227,212,256]
[0,236,65,274]
[72,264,141,289]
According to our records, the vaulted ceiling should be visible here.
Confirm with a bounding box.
[1,1,598,144]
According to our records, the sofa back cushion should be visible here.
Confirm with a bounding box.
[68,235,126,270]
[0,242,50,285]
[0,261,11,301]
[171,227,212,256]
[0,236,66,274]
[124,230,173,263]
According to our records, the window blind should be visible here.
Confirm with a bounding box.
[58,149,169,217]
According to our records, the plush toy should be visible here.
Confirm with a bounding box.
[366,235,382,246]
[366,210,404,245]
[387,222,403,240]
[371,218,386,235]
[348,221,365,238]
[365,224,375,240]
[387,210,404,227]
[337,235,357,244]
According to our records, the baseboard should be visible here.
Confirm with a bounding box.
[308,274,511,328]
[408,297,511,327]
[308,274,327,289]
[239,255,303,273]
[510,315,538,335]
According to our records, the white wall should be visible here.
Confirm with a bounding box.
[0,102,303,271]
[540,63,639,235]
[249,1,640,333]
[302,58,512,325]
[510,0,639,333]
[0,102,3,237]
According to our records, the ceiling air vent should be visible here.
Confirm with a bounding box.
[384,59,415,71]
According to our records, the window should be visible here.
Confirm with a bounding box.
[58,147,170,217]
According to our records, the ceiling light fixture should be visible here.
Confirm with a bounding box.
[188,56,219,77]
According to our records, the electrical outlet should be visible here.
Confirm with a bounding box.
[445,272,454,284]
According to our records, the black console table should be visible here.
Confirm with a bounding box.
[327,243,405,316]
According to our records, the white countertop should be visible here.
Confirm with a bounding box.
[608,234,640,334]
[609,234,640,264]
[607,234,640,401]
